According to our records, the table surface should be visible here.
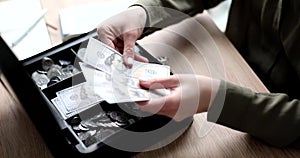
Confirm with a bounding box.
[0,0,299,157]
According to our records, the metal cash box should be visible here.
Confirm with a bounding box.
[0,31,192,157]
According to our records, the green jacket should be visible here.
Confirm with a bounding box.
[134,0,300,147]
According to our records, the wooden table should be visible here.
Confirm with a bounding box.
[0,0,299,157]
[135,13,300,157]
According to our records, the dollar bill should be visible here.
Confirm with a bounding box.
[51,97,77,119]
[82,37,124,74]
[56,82,103,112]
[80,62,150,104]
[75,38,171,104]
[80,37,171,80]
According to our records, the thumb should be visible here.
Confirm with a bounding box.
[140,75,180,89]
[123,31,138,67]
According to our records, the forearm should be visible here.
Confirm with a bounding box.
[208,81,300,147]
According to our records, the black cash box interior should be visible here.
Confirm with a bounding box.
[0,31,192,158]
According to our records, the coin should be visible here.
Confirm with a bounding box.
[84,135,97,146]
[157,56,168,65]
[78,130,96,141]
[81,120,98,128]
[58,60,71,66]
[73,124,90,132]
[47,76,61,87]
[31,71,50,89]
[41,57,54,71]
[69,116,81,126]
[47,64,63,79]
[108,111,128,123]
[36,70,47,74]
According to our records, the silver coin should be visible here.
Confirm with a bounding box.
[62,65,75,73]
[81,120,98,128]
[78,130,97,140]
[58,60,71,66]
[47,64,63,79]
[73,124,90,132]
[96,122,106,127]
[110,122,120,127]
[108,111,128,123]
[84,135,98,146]
[60,65,80,79]
[31,71,49,89]
[41,57,54,71]
[69,116,81,125]
[47,76,61,87]
[36,70,47,74]
[62,65,80,75]
[157,56,168,65]
[58,72,73,80]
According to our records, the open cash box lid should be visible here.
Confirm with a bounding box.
[0,31,193,157]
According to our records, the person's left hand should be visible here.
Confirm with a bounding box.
[137,74,221,121]
[97,6,148,67]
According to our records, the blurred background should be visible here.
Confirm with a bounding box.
[0,0,231,60]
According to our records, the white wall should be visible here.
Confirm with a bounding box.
[206,0,232,32]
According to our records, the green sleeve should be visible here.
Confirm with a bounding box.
[208,80,300,147]
[133,0,224,29]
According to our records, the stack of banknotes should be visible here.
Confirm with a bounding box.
[51,37,170,119]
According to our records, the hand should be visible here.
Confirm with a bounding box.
[97,6,149,67]
[138,75,221,121]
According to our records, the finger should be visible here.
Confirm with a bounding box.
[134,54,149,63]
[100,37,115,50]
[137,97,167,115]
[140,75,180,89]
[97,27,116,49]
[123,31,139,67]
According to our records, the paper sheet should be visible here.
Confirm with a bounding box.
[0,0,52,60]
[59,0,135,41]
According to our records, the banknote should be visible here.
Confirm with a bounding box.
[56,82,103,112]
[80,37,171,80]
[75,38,171,104]
[80,62,151,104]
[82,37,124,74]
[51,97,77,119]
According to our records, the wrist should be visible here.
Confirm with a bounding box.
[197,76,221,113]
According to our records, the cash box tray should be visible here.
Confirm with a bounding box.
[0,31,192,157]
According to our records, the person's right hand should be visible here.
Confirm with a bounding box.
[97,6,149,67]
[137,75,221,122]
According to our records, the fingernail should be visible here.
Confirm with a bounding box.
[127,57,134,65]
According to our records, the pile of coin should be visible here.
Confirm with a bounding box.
[67,109,137,147]
[31,57,80,89]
